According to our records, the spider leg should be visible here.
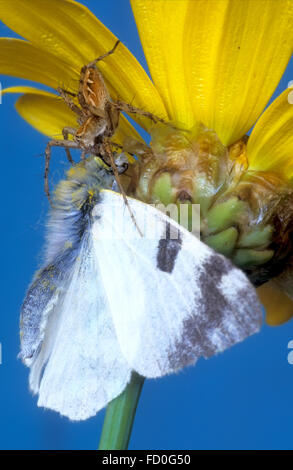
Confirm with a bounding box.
[44,140,80,201]
[59,89,77,97]
[112,100,168,126]
[57,87,83,116]
[110,141,137,158]
[62,127,78,164]
[87,40,120,68]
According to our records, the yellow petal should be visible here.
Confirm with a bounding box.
[13,89,77,138]
[247,88,293,179]
[257,281,293,326]
[0,0,167,130]
[131,0,293,144]
[0,38,79,92]
[2,86,53,96]
[3,87,143,146]
[131,0,194,128]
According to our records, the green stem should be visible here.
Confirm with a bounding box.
[98,372,144,450]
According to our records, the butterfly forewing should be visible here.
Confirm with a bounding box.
[91,190,263,378]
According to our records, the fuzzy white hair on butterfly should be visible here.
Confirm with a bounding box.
[19,156,262,421]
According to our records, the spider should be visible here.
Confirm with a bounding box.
[45,40,168,206]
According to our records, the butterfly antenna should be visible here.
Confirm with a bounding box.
[104,142,143,237]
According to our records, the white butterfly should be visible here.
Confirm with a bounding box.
[19,157,262,420]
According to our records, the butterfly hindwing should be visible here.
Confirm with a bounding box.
[19,255,71,365]
[19,161,132,420]
[32,233,131,420]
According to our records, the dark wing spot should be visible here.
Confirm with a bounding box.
[168,256,231,366]
[156,221,182,273]
[197,256,230,328]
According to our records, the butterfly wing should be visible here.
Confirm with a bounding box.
[19,160,132,420]
[92,190,263,378]
[20,197,131,420]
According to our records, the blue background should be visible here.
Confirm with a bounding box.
[0,0,293,450]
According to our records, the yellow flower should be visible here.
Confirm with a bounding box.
[1,0,293,325]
